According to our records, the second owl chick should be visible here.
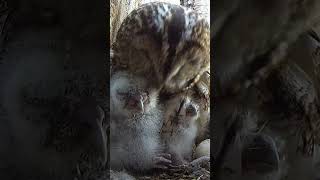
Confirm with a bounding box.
[161,92,200,165]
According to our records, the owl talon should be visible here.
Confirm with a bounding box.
[167,163,190,173]
[153,154,172,169]
[190,156,210,170]
[157,153,171,160]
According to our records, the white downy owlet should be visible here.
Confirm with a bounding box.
[110,71,171,172]
[161,70,210,164]
[161,92,200,165]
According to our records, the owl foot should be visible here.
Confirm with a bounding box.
[189,156,210,170]
[168,156,210,174]
[153,153,172,170]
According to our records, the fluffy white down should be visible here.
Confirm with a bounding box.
[110,71,164,172]
[110,170,136,180]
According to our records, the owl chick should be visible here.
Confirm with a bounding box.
[161,70,210,164]
[161,93,200,165]
[112,2,210,94]
[110,71,171,173]
[194,71,210,144]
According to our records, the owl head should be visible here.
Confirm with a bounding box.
[162,92,200,134]
[177,96,200,126]
[110,71,158,119]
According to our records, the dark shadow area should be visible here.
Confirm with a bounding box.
[0,0,109,179]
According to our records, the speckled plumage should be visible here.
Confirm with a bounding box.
[112,2,210,94]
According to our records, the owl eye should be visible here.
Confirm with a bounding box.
[116,90,128,97]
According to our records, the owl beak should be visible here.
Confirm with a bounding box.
[127,94,144,113]
[135,95,144,113]
[186,104,197,117]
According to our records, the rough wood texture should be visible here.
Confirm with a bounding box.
[110,0,141,45]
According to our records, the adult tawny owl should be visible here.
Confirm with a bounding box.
[112,2,210,94]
